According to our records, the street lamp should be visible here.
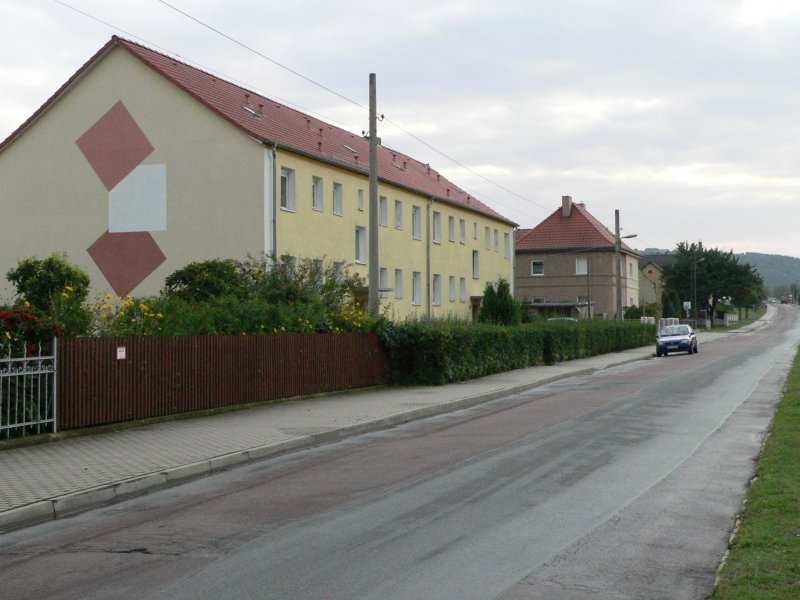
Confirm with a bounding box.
[614,209,637,322]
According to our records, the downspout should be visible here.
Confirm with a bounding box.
[270,142,278,258]
[426,198,432,318]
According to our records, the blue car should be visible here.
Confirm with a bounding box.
[656,324,698,357]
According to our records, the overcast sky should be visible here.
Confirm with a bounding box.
[2,0,799,257]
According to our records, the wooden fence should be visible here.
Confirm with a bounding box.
[57,333,390,430]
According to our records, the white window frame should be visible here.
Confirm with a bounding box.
[576,257,588,275]
[412,206,422,240]
[379,267,388,298]
[459,277,466,303]
[412,271,422,305]
[503,232,510,258]
[494,229,499,252]
[485,226,491,250]
[280,167,296,211]
[433,211,441,244]
[332,182,343,216]
[312,176,323,211]
[358,189,365,211]
[394,200,403,229]
[531,260,544,276]
[395,269,403,299]
[379,196,388,227]
[459,219,466,244]
[474,222,478,239]
[355,226,366,264]
[432,274,442,306]
[448,276,456,302]
[448,216,455,242]
[472,251,480,279]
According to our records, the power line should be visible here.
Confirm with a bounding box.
[56,0,551,221]
[155,2,552,219]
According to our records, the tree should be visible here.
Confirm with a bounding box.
[479,279,521,325]
[661,242,763,322]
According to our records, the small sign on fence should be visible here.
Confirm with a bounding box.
[116,346,126,361]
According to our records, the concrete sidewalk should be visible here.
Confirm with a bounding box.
[0,310,774,532]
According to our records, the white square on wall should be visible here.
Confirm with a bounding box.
[109,164,167,232]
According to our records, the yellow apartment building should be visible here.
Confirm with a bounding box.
[0,37,516,320]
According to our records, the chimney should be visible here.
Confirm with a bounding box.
[562,195,573,217]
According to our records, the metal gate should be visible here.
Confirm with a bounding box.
[0,339,57,439]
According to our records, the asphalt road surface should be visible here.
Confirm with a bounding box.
[2,306,798,600]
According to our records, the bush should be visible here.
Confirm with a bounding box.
[381,318,656,385]
[478,278,521,326]
[1,306,62,354]
[6,254,90,313]
[163,259,246,302]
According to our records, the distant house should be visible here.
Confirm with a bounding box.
[639,254,675,308]
[515,196,640,319]
[0,36,516,319]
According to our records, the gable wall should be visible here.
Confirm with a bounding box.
[0,47,264,301]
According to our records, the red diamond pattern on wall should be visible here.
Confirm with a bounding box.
[76,101,154,191]
[87,231,166,298]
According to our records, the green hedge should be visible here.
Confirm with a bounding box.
[382,319,655,385]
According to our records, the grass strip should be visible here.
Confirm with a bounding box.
[711,347,800,598]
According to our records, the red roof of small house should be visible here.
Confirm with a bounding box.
[516,202,638,254]
[1,36,516,227]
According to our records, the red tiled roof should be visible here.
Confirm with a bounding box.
[516,202,637,254]
[1,36,515,227]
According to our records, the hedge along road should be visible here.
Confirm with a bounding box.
[1,306,797,600]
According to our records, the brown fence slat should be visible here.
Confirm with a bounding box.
[57,334,389,430]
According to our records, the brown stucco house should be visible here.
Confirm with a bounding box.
[515,196,640,319]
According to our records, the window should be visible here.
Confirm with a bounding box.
[332,182,343,216]
[412,206,422,240]
[576,257,588,275]
[531,260,544,276]
[355,226,366,263]
[629,263,634,278]
[395,269,403,299]
[286,255,297,273]
[333,261,344,282]
[380,267,388,298]
[494,229,499,252]
[459,277,466,303]
[503,232,510,258]
[433,211,441,243]
[532,297,545,304]
[472,251,480,279]
[449,276,456,302]
[474,222,478,239]
[312,259,324,284]
[280,168,295,211]
[394,200,403,229]
[312,176,323,211]
[379,196,388,226]
[412,271,422,305]
[358,189,365,211]
[432,274,442,306]
[578,295,589,304]
[448,216,455,242]
[485,226,491,249]
[459,219,466,244]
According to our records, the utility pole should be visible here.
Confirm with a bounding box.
[368,73,379,315]
[615,210,623,322]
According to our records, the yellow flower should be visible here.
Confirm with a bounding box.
[106,294,113,301]
[61,292,70,299]
[23,300,30,309]
[65,285,74,292]
[157,313,163,319]
[4,331,11,340]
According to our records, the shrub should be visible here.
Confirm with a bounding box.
[6,254,90,313]
[478,278,521,326]
[0,306,62,354]
[381,318,655,385]
[163,259,247,302]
